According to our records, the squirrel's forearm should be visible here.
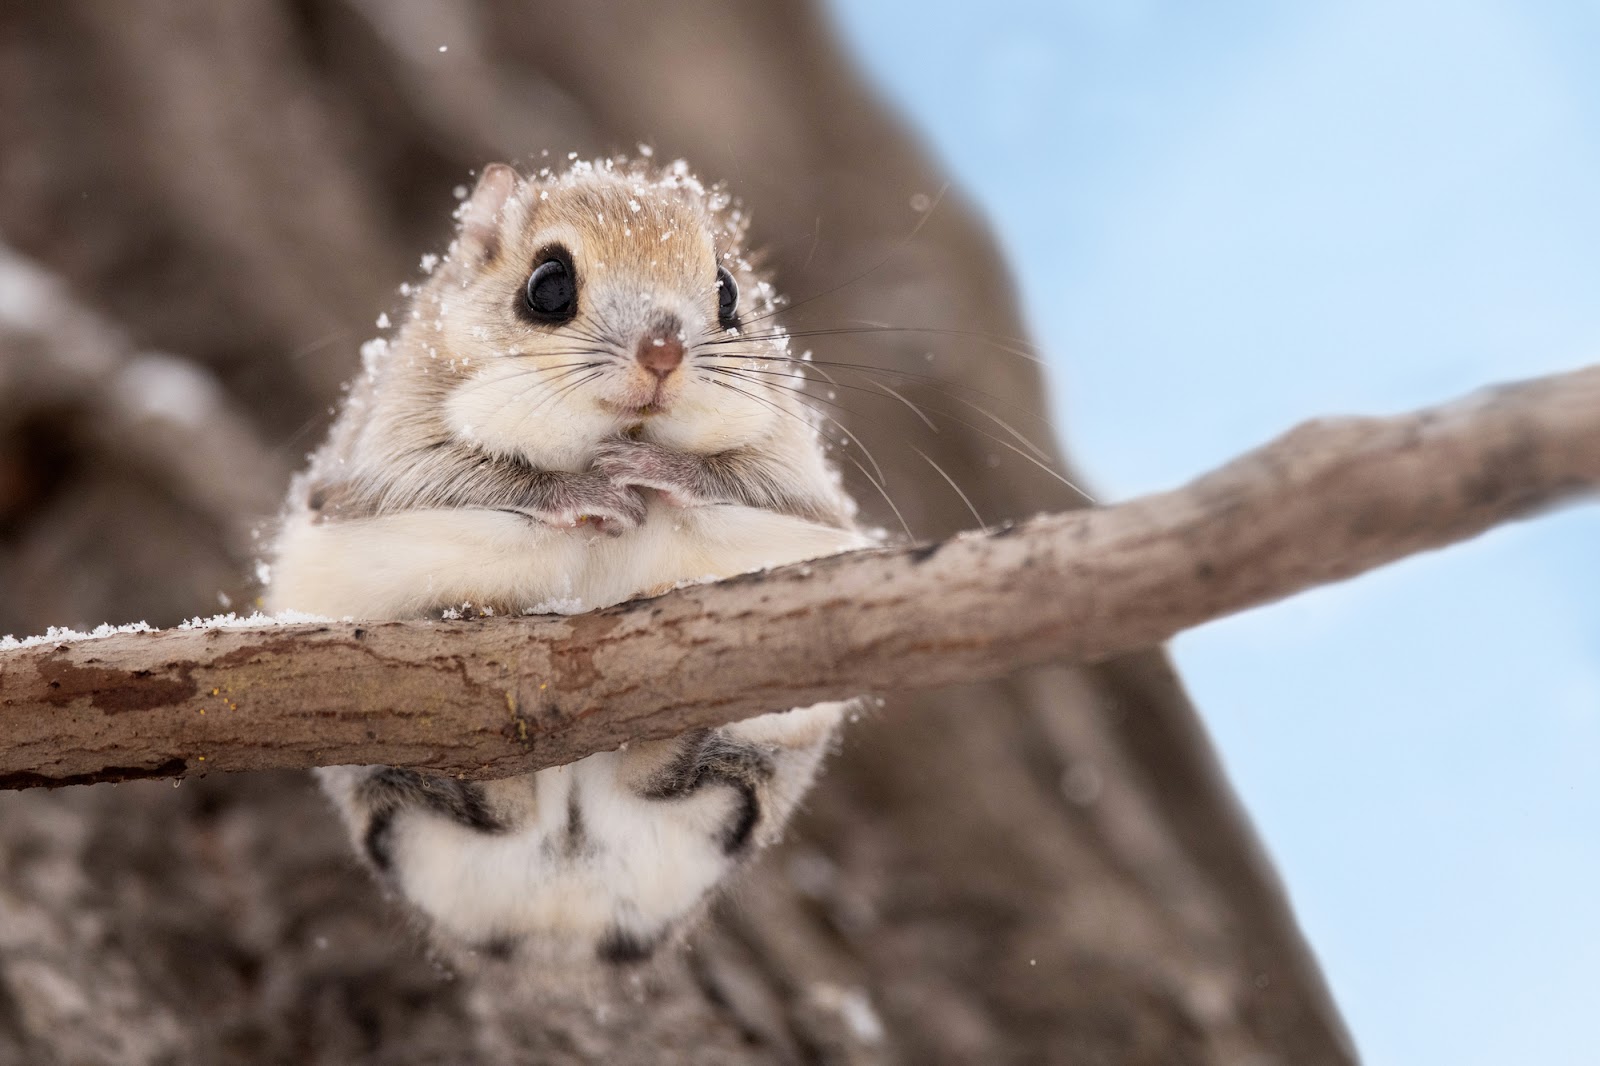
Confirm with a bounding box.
[310,448,594,519]
[697,451,852,527]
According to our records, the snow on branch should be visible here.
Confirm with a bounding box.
[1,365,1596,790]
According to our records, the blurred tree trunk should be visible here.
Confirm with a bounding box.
[0,2,1355,1063]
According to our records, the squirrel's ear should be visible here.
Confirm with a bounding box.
[458,163,520,261]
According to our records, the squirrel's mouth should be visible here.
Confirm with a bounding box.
[600,396,667,418]
[600,376,676,417]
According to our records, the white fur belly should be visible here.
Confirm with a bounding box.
[389,752,735,945]
[268,502,866,620]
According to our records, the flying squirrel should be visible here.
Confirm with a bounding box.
[264,156,868,962]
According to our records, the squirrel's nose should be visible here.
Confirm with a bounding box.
[635,323,685,379]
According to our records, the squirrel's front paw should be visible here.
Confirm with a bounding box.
[593,438,722,508]
[510,474,646,536]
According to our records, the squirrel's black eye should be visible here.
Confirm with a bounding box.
[716,266,739,329]
[522,253,577,323]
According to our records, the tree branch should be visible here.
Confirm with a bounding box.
[0,243,288,540]
[2,364,1596,790]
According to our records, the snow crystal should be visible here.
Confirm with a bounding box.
[520,598,587,616]
[376,312,391,329]
[419,252,440,275]
[1,621,155,651]
[177,610,337,631]
[359,337,389,376]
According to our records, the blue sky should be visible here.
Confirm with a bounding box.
[828,3,1600,1063]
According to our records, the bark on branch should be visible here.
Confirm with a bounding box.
[3,364,1596,790]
